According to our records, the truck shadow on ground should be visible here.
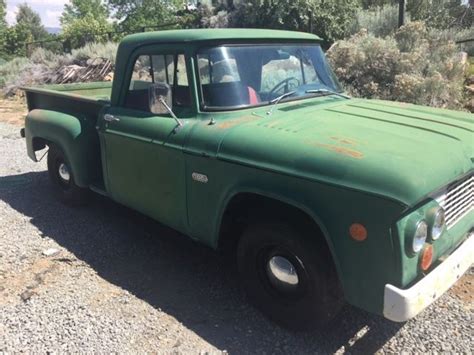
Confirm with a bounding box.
[0,171,403,354]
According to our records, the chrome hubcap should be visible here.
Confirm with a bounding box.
[266,255,299,288]
[58,163,70,182]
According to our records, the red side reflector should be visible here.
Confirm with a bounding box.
[421,244,434,271]
[349,223,367,242]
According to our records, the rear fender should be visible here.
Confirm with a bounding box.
[25,109,101,187]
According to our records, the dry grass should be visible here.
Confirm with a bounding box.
[0,97,28,126]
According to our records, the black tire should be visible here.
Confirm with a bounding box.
[47,144,89,206]
[237,221,343,330]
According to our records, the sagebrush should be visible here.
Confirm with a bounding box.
[0,42,118,96]
[327,22,467,110]
[349,4,408,38]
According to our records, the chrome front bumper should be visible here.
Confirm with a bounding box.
[383,233,474,322]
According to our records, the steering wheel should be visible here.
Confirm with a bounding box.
[268,77,301,98]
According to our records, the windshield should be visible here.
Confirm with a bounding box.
[197,44,342,110]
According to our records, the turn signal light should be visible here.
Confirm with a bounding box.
[420,244,434,271]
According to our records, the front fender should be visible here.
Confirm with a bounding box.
[184,153,407,315]
[210,164,406,314]
[25,109,101,187]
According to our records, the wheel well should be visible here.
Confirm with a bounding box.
[218,193,331,256]
[32,137,50,151]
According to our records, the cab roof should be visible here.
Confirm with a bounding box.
[120,28,322,48]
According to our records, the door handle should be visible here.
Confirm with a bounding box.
[104,114,120,122]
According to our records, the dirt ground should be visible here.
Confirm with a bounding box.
[451,272,474,307]
[0,98,28,126]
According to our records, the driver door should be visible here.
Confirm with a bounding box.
[99,51,192,231]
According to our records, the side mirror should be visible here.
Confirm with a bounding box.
[148,82,183,130]
[149,82,172,115]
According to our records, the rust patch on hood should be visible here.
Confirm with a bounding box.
[306,141,364,159]
[214,116,258,130]
[330,136,366,146]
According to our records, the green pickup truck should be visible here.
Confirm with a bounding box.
[22,29,473,329]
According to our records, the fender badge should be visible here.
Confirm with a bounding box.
[192,172,208,183]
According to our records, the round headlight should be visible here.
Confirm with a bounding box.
[412,220,428,253]
[430,208,446,241]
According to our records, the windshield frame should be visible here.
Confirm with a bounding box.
[194,42,343,112]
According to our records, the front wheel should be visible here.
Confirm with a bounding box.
[47,144,89,206]
[237,221,343,330]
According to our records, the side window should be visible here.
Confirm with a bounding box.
[176,55,188,86]
[125,54,190,112]
[152,55,175,84]
[174,54,190,107]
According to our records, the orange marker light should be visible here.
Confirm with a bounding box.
[421,245,434,271]
[349,223,367,242]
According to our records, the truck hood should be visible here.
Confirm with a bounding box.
[216,98,473,206]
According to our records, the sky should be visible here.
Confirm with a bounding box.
[6,0,69,28]
[5,0,472,29]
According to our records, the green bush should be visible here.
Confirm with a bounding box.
[62,14,113,49]
[468,58,474,77]
[228,0,360,45]
[327,22,467,110]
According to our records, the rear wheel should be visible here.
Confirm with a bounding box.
[47,144,89,206]
[237,221,343,330]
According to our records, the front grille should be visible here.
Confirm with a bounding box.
[437,174,474,228]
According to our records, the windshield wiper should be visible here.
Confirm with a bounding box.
[266,91,297,116]
[305,89,350,99]
[265,89,348,116]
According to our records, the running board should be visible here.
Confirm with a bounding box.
[89,183,108,197]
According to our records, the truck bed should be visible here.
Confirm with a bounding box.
[23,81,112,119]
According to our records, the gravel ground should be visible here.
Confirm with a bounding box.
[0,121,472,353]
